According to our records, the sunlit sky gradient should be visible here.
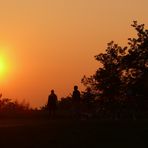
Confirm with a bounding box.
[0,0,147,107]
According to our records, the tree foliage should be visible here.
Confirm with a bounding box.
[82,21,148,106]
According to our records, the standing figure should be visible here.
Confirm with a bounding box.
[72,85,81,118]
[47,89,57,118]
[72,85,81,102]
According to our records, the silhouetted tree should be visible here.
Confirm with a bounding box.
[82,21,148,118]
[122,21,148,116]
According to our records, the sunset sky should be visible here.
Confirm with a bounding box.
[0,0,147,107]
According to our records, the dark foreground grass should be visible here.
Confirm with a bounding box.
[0,118,147,148]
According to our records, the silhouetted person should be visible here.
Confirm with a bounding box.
[47,89,57,118]
[72,85,81,118]
[72,85,81,102]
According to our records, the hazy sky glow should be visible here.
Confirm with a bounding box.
[0,0,147,107]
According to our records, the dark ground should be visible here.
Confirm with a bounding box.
[0,118,147,148]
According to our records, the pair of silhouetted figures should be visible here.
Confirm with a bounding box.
[47,85,81,118]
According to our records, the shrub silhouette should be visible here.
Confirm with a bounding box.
[0,95,31,118]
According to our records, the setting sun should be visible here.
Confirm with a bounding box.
[0,55,8,79]
[0,45,15,83]
[0,59,5,74]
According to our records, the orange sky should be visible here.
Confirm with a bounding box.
[0,0,147,108]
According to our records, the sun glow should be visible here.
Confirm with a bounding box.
[0,56,7,73]
[0,59,5,74]
[0,55,8,80]
[0,45,14,82]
